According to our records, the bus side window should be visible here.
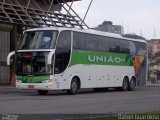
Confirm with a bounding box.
[109,38,120,53]
[86,34,98,51]
[98,36,109,52]
[120,40,130,54]
[56,31,70,49]
[129,41,136,55]
[136,42,147,55]
[73,32,86,50]
[55,31,71,74]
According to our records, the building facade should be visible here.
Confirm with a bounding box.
[93,21,124,35]
[147,39,160,57]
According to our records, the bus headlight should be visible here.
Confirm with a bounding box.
[16,80,22,83]
[42,80,52,83]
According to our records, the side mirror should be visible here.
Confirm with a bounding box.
[7,51,15,65]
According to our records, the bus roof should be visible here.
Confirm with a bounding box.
[26,27,147,43]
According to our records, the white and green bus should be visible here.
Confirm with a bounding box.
[7,27,147,95]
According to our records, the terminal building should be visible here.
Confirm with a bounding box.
[0,0,87,85]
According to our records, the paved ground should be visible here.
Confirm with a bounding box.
[0,85,160,119]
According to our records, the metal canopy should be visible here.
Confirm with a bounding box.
[0,0,88,29]
[54,0,81,3]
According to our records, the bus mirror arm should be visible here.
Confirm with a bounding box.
[47,50,55,65]
[7,51,15,65]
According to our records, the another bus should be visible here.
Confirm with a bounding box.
[7,27,147,95]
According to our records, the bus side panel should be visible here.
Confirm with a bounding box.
[53,64,135,90]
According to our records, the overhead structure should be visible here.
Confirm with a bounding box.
[0,0,88,29]
[0,0,94,85]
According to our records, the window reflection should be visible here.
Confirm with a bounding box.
[19,30,58,50]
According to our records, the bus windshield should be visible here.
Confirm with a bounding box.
[19,30,58,50]
[16,51,52,75]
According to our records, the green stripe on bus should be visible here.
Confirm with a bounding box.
[70,50,133,66]
[16,75,49,83]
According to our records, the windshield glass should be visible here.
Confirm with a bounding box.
[19,30,58,50]
[16,52,52,75]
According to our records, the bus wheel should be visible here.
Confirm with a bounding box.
[37,90,48,95]
[122,77,129,91]
[67,77,79,95]
[129,77,136,91]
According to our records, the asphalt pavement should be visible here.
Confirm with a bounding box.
[0,85,160,120]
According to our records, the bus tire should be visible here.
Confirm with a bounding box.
[67,77,79,95]
[122,77,129,91]
[37,90,48,95]
[129,77,136,91]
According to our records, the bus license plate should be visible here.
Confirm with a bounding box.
[28,85,34,89]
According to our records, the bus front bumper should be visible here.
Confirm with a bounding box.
[16,81,54,90]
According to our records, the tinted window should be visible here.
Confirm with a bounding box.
[56,31,71,49]
[129,41,136,54]
[86,34,98,51]
[73,32,86,50]
[135,42,147,55]
[109,38,120,52]
[98,36,109,52]
[120,39,129,53]
[55,31,71,74]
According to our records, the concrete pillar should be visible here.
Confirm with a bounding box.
[10,26,17,86]
[0,24,13,85]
